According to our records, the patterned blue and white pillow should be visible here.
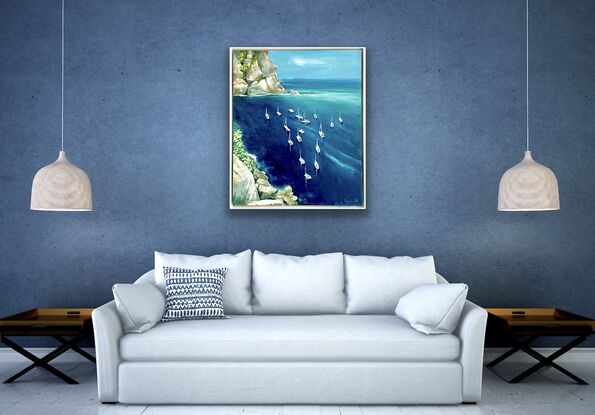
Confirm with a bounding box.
[162,267,228,321]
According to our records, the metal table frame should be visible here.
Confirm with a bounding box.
[1,331,96,384]
[486,332,589,385]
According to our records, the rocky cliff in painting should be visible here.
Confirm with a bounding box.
[232,50,286,96]
[232,154,259,205]
[232,128,298,206]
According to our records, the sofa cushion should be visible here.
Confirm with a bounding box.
[112,283,165,333]
[396,283,468,334]
[252,251,346,314]
[120,315,460,362]
[161,267,228,321]
[345,255,438,314]
[154,250,252,315]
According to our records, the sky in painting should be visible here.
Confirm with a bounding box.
[268,49,362,80]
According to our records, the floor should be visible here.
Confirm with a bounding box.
[0,352,594,415]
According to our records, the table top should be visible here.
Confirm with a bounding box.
[0,308,93,333]
[486,308,595,329]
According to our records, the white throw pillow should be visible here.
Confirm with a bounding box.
[345,255,438,314]
[252,251,346,314]
[154,250,252,314]
[112,284,165,333]
[395,283,468,334]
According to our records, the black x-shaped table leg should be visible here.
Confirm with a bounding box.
[486,335,588,384]
[1,332,94,384]
[51,335,96,364]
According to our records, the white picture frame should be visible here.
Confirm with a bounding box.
[229,47,366,210]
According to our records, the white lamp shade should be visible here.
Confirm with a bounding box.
[498,150,559,211]
[31,150,93,211]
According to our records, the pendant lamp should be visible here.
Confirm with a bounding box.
[498,0,559,211]
[31,0,92,211]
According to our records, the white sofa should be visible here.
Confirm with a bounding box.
[92,252,487,405]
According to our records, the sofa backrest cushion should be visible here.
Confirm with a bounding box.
[154,250,252,314]
[345,255,437,314]
[252,251,346,314]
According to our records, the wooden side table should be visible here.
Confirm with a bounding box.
[485,308,595,385]
[0,308,96,384]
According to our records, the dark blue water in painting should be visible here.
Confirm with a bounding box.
[233,79,363,206]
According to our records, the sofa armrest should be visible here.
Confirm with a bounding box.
[92,301,123,403]
[454,300,487,403]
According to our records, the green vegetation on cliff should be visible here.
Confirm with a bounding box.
[231,125,298,207]
[232,126,256,172]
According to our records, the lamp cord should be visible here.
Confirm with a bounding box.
[61,0,64,152]
[56,1,532,155]
[526,0,529,152]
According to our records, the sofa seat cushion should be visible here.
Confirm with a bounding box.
[120,315,460,362]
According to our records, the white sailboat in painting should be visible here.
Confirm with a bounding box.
[283,117,290,133]
[330,116,334,129]
[287,132,293,147]
[304,165,312,181]
[296,130,302,143]
[302,112,310,124]
[265,107,270,121]
[318,122,325,139]
[288,107,295,113]
[316,138,321,154]
[299,149,305,166]
[338,112,343,124]
[313,109,318,119]
[296,108,303,120]
[298,128,305,134]
[276,107,281,117]
[314,152,319,172]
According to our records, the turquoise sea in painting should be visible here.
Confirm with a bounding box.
[232,49,363,206]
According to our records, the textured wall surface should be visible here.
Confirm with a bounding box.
[1,0,594,346]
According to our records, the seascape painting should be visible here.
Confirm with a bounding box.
[230,47,366,209]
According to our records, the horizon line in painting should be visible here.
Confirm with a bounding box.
[230,47,366,209]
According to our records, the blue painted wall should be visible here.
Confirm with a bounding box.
[1,0,594,346]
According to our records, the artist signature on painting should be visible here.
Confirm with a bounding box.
[342,199,360,204]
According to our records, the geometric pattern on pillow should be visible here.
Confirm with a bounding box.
[162,267,228,321]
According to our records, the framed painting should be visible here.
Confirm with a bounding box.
[229,47,366,209]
